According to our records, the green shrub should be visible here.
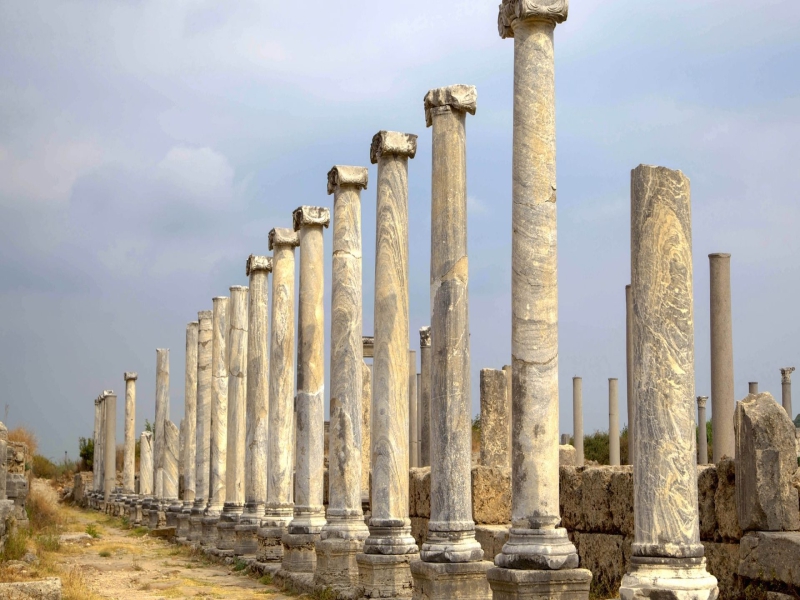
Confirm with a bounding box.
[36,533,61,552]
[98,550,111,558]
[1,526,29,561]
[85,524,99,538]
[233,558,247,571]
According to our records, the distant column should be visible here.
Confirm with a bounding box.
[190,310,213,542]
[419,327,432,467]
[697,396,708,465]
[154,348,170,501]
[0,422,7,500]
[573,377,584,467]
[781,367,795,419]
[626,284,634,465]
[139,431,153,497]
[93,396,104,493]
[749,382,759,395]
[361,336,374,499]
[122,373,137,494]
[709,253,735,463]
[183,323,199,508]
[103,391,117,505]
[408,350,418,468]
[609,378,620,466]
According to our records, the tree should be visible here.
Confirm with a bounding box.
[79,437,94,470]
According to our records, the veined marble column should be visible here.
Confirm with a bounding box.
[257,228,299,562]
[103,391,117,506]
[620,165,717,600]
[362,336,374,501]
[709,253,735,463]
[419,327,432,467]
[282,205,329,574]
[154,348,170,503]
[609,378,620,466]
[236,256,272,556]
[749,382,758,394]
[190,310,213,542]
[202,296,228,547]
[218,285,249,554]
[781,367,795,418]
[408,350,419,469]
[122,373,137,495]
[177,322,199,541]
[697,397,708,465]
[626,284,634,465]
[573,377,584,468]
[489,4,591,598]
[480,369,510,469]
[357,130,419,597]
[316,166,370,587]
[164,420,180,504]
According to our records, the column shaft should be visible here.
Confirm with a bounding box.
[408,350,418,469]
[163,420,179,500]
[184,324,199,506]
[93,397,103,492]
[194,310,213,508]
[207,296,229,514]
[709,253,735,463]
[419,327,432,467]
[573,377,584,467]
[626,284,635,465]
[781,368,795,418]
[361,359,372,497]
[609,378,620,466]
[139,431,153,496]
[154,348,170,499]
[123,374,137,493]
[697,397,708,465]
[224,286,248,513]
[103,393,117,504]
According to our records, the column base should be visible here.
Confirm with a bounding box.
[494,527,579,571]
[619,557,718,600]
[175,512,191,541]
[258,522,289,562]
[314,536,367,589]
[356,552,419,599]
[487,566,592,600]
[165,502,182,528]
[148,505,165,529]
[201,515,220,547]
[420,529,485,563]
[216,512,240,554]
[188,514,204,543]
[282,531,320,573]
[410,559,493,600]
[233,521,258,556]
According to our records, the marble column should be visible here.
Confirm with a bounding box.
[316,165,370,588]
[236,256,272,556]
[626,284,634,465]
[163,420,180,507]
[502,364,513,466]
[122,373,137,495]
[93,396,104,494]
[357,130,419,597]
[408,349,419,469]
[103,391,117,506]
[480,369,510,469]
[202,296,228,546]
[154,348,170,504]
[749,382,758,394]
[218,285,249,554]
[620,164,717,600]
[573,377,584,468]
[781,367,795,419]
[190,310,213,542]
[362,336,374,502]
[609,378,620,466]
[419,327,432,467]
[697,396,708,465]
[489,5,591,598]
[257,228,299,562]
[177,322,199,541]
[139,431,153,497]
[282,205,329,574]
[709,253,735,463]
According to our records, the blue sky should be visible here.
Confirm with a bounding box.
[1,0,798,459]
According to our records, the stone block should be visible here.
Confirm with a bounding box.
[411,559,493,600]
[738,531,800,588]
[559,466,583,532]
[715,458,743,541]
[735,393,800,532]
[472,466,511,525]
[608,466,634,537]
[559,444,576,467]
[409,467,430,518]
[475,524,510,562]
[314,537,364,590]
[0,578,62,599]
[571,531,630,598]
[356,552,418,599]
[487,566,592,600]
[698,465,719,541]
[702,541,741,600]
[281,531,318,573]
[580,467,615,533]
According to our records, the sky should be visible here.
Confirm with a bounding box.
[1,1,799,460]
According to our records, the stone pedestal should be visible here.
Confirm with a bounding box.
[191,310,213,543]
[573,377,584,467]
[609,378,620,466]
[488,567,592,600]
[697,397,709,465]
[357,554,417,599]
[781,367,794,419]
[419,327,432,467]
[122,373,137,495]
[411,561,494,600]
[480,369,510,469]
[626,284,635,465]
[709,253,735,463]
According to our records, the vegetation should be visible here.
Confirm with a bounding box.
[85,524,100,538]
[7,425,38,456]
[78,437,94,471]
[233,558,247,571]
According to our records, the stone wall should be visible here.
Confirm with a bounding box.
[73,472,94,507]
[6,441,29,528]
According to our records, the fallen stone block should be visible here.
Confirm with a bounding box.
[0,577,62,599]
[738,531,800,588]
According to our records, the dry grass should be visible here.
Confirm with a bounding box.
[7,425,38,455]
[61,566,105,600]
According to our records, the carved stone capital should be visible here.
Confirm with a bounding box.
[268,227,299,250]
[498,0,569,38]
[103,390,115,398]
[124,372,138,382]
[370,131,418,164]
[696,396,708,409]
[424,85,477,127]
[781,367,795,384]
[327,165,369,195]
[362,336,374,348]
[293,206,331,231]
[246,254,273,276]
[198,310,212,321]
[420,326,431,348]
[229,285,248,293]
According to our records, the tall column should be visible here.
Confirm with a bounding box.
[408,350,419,469]
[257,228,299,562]
[202,296,228,546]
[609,378,620,466]
[620,164,717,600]
[218,285,249,554]
[154,348,170,502]
[163,421,180,504]
[190,310,213,542]
[357,130,419,598]
[502,365,512,466]
[697,397,708,465]
[282,205,329,574]
[480,369,510,469]
[236,256,272,556]
[362,336,374,501]
[316,166,370,587]
[177,322,199,541]
[573,377,584,467]
[749,382,758,394]
[489,5,591,598]
[103,391,117,505]
[93,396,103,494]
[709,253,735,463]
[781,367,795,419]
[419,327,432,467]
[626,284,634,465]
[122,373,137,494]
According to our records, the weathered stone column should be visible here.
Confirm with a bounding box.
[609,378,620,466]
[218,285,249,554]
[573,377,584,468]
[236,256,272,556]
[122,373,137,495]
[154,348,170,503]
[419,327,432,467]
[281,205,329,574]
[781,367,795,418]
[362,336,374,501]
[177,322,199,541]
[416,374,422,463]
[709,253,735,463]
[626,284,634,465]
[408,349,418,469]
[163,420,180,506]
[103,391,117,506]
[97,394,106,503]
[489,6,591,597]
[620,164,717,600]
[749,382,759,394]
[139,431,153,497]
[316,165,371,588]
[257,228,299,562]
[93,396,104,494]
[190,310,213,542]
[202,296,228,546]
[356,130,419,597]
[480,371,511,471]
[697,397,708,465]
[0,422,7,501]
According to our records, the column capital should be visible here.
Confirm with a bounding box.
[327,165,369,195]
[419,326,431,348]
[293,206,330,231]
[95,395,104,405]
[268,227,299,250]
[246,254,273,276]
[696,396,708,409]
[103,390,115,398]
[781,367,795,384]
[198,309,212,321]
[498,0,568,38]
[708,252,731,259]
[362,336,374,359]
[370,130,418,164]
[124,372,138,382]
[229,285,249,293]
[423,85,477,127]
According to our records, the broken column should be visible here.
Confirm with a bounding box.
[419,327,432,467]
[409,349,418,469]
[620,164,717,600]
[177,322,199,541]
[573,377,584,468]
[697,396,708,465]
[362,336,374,502]
[315,165,370,588]
[202,295,229,546]
[122,373,137,495]
[190,310,213,542]
[258,228,299,562]
[626,284,634,465]
[781,367,794,418]
[480,369,510,469]
[217,285,249,554]
[236,256,272,556]
[609,378,620,466]
[103,391,117,506]
[709,252,735,463]
[356,130,419,597]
